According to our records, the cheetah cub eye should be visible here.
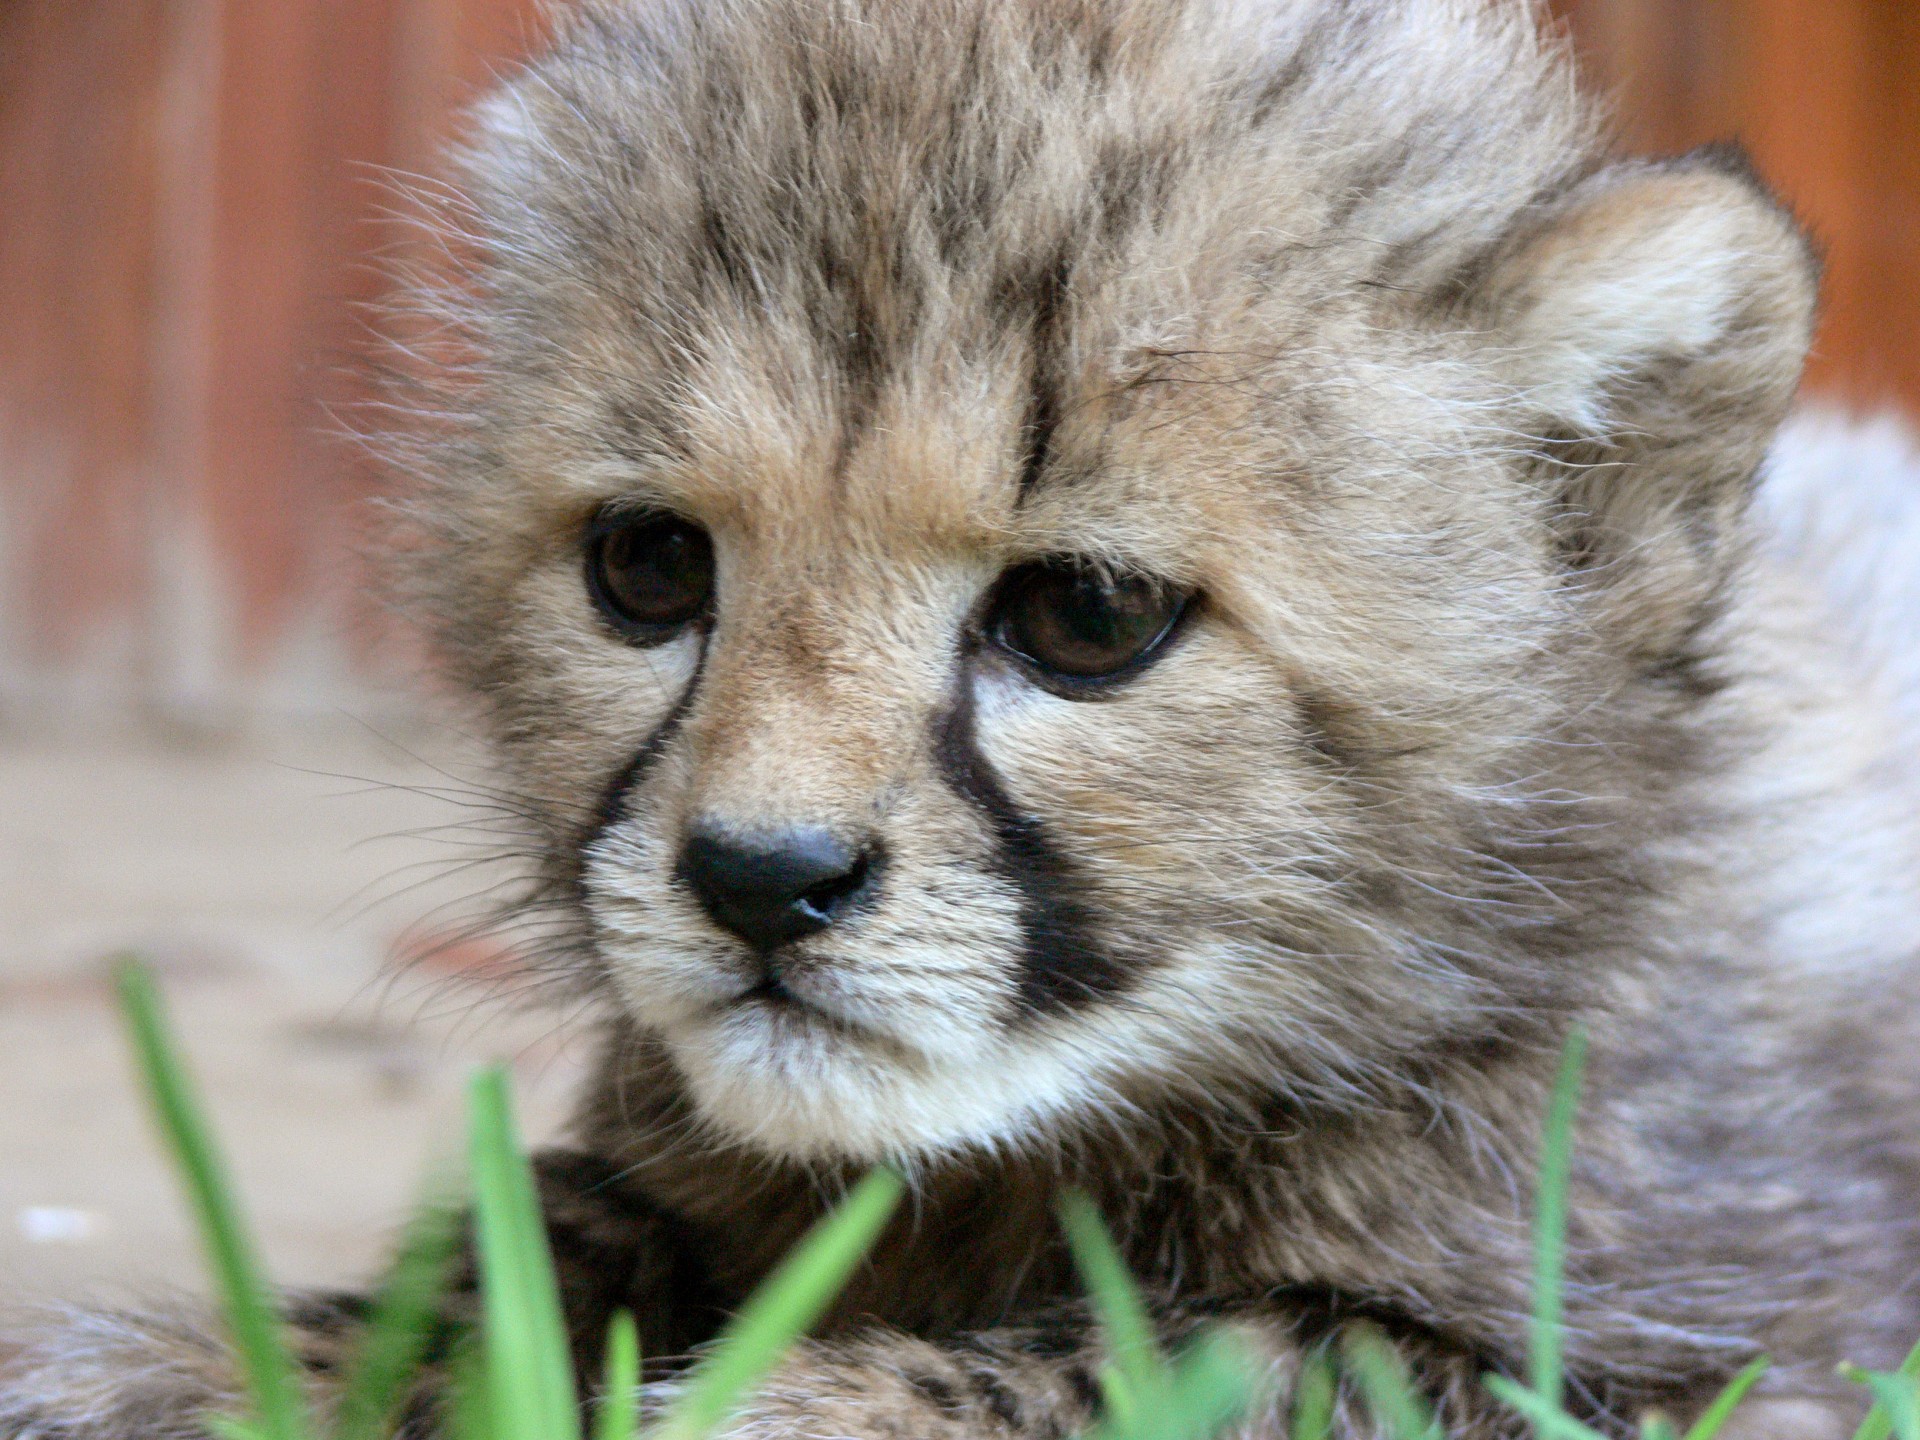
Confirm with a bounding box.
[585,507,715,644]
[988,562,1190,687]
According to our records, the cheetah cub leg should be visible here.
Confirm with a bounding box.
[687,1319,1860,1440]
[0,1153,692,1440]
[676,1311,1519,1440]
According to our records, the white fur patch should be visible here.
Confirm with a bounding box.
[1758,408,1920,734]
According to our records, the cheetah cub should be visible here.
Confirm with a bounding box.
[10,0,1920,1436]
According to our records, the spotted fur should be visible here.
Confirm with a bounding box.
[9,2,1920,1437]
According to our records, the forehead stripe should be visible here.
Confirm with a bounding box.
[1012,252,1071,507]
[1015,349,1062,508]
[932,680,1137,1015]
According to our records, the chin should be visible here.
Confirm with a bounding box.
[656,994,1117,1166]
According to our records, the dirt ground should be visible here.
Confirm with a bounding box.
[0,721,588,1314]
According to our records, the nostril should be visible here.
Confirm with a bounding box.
[798,849,871,917]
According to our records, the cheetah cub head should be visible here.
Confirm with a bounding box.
[404,0,1815,1164]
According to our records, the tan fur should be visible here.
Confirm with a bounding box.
[9,2,1920,1437]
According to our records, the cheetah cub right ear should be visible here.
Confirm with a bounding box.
[1477,154,1817,658]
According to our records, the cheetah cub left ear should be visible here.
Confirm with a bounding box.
[1477,153,1817,655]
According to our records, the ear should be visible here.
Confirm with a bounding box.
[1478,150,1818,660]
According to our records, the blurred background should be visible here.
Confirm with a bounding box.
[0,0,1915,1305]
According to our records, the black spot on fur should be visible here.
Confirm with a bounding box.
[1017,1321,1087,1361]
[906,1369,961,1410]
[284,1291,372,1335]
[695,186,750,300]
[1088,138,1167,245]
[1324,135,1421,230]
[282,1292,373,1376]
[932,681,1136,1014]
[1639,629,1732,704]
[1061,1361,1105,1416]
[969,1369,1028,1427]
[1291,689,1357,767]
[393,1386,443,1440]
[1244,25,1331,128]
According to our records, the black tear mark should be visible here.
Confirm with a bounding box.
[931,681,1136,1015]
[575,640,709,889]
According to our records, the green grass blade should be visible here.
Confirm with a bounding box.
[1481,1377,1607,1440]
[1059,1192,1166,1403]
[1092,1329,1262,1440]
[594,1311,640,1440]
[1097,1368,1141,1436]
[1845,1369,1920,1440]
[1530,1026,1589,1412]
[654,1169,904,1440]
[1642,1416,1681,1440]
[1867,1376,1920,1440]
[1290,1348,1335,1440]
[1340,1326,1440,1440]
[446,1331,495,1440]
[332,1194,465,1440]
[114,959,311,1440]
[1681,1357,1770,1440]
[1853,1341,1920,1440]
[469,1067,581,1440]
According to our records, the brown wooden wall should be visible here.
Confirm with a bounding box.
[1,0,1915,720]
[0,0,546,718]
[1552,0,1920,408]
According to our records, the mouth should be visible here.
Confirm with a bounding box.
[710,961,922,1058]
[738,973,802,1007]
[724,965,855,1030]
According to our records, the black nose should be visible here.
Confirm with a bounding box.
[677,823,878,951]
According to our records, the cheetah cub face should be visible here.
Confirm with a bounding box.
[412,0,1814,1163]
